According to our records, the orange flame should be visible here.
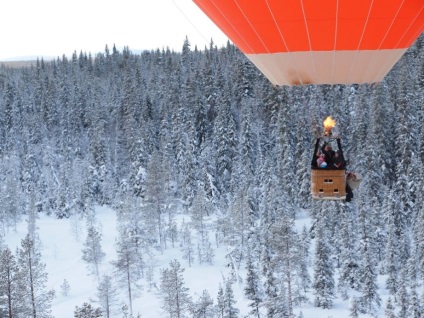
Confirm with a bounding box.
[323,116,336,134]
[323,116,336,130]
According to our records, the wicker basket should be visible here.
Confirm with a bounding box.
[311,168,346,200]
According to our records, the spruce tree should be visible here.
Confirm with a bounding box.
[143,148,169,249]
[358,199,381,315]
[337,206,360,299]
[95,275,120,318]
[181,224,195,267]
[396,268,409,318]
[384,297,396,318]
[111,231,143,316]
[74,302,102,318]
[408,285,421,318]
[223,279,239,318]
[384,206,399,295]
[312,208,335,309]
[82,225,105,279]
[160,259,192,318]
[216,283,225,318]
[191,289,215,318]
[17,234,55,318]
[0,247,21,317]
[244,253,262,318]
[60,279,70,296]
[349,296,359,318]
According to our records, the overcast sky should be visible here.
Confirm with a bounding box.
[0,0,229,61]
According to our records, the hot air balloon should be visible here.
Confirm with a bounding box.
[311,117,349,201]
[193,0,424,86]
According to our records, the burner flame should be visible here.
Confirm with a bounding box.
[323,116,336,135]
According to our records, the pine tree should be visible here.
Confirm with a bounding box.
[299,225,311,294]
[354,194,380,316]
[349,296,359,318]
[213,93,237,201]
[0,247,21,317]
[393,63,418,226]
[60,279,71,296]
[408,285,421,318]
[198,235,215,265]
[312,208,335,309]
[115,193,147,262]
[414,205,424,281]
[26,193,39,242]
[228,186,254,265]
[82,225,105,279]
[111,231,143,316]
[223,279,239,318]
[0,169,21,233]
[244,253,262,318]
[262,251,281,318]
[237,104,256,189]
[74,302,102,318]
[269,208,300,314]
[190,185,212,241]
[167,216,178,248]
[396,268,409,318]
[160,259,192,318]
[95,275,120,318]
[191,289,215,318]
[384,297,396,318]
[337,206,360,299]
[384,207,398,295]
[143,148,170,249]
[181,224,195,267]
[216,283,225,318]
[17,234,55,318]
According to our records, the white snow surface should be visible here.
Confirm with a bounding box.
[2,206,407,317]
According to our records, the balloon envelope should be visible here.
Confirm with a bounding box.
[193,0,424,85]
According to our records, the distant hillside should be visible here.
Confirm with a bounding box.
[0,60,37,68]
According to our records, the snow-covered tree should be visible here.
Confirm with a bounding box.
[111,231,143,316]
[17,234,55,318]
[95,275,120,318]
[181,224,195,267]
[60,279,70,296]
[349,296,359,318]
[74,302,102,318]
[160,259,192,318]
[216,283,225,318]
[191,289,215,318]
[223,279,239,318]
[384,297,396,318]
[82,225,105,279]
[312,208,335,309]
[0,247,21,317]
[244,253,262,318]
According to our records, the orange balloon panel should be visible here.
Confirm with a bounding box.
[193,0,424,85]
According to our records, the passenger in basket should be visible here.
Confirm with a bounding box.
[317,153,327,168]
[332,150,346,168]
[321,143,335,165]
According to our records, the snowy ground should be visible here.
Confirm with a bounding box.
[4,206,249,317]
[3,206,406,317]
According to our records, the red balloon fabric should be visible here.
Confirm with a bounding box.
[193,0,424,85]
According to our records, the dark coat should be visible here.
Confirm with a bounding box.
[321,144,335,165]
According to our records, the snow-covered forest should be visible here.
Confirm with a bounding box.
[0,34,423,317]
